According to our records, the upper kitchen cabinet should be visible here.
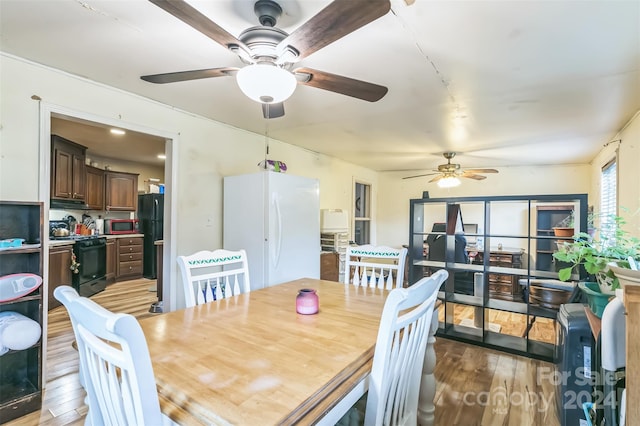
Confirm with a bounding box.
[50,135,86,206]
[105,171,138,212]
[85,166,105,210]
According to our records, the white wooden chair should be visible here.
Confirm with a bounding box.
[328,269,448,426]
[177,249,251,307]
[54,285,175,426]
[54,286,99,426]
[344,245,408,289]
[601,296,626,426]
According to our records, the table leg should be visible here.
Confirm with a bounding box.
[417,306,439,426]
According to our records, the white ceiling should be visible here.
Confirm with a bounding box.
[2,0,639,173]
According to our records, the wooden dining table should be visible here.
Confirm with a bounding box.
[139,278,440,425]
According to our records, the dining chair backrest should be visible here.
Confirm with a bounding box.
[177,249,251,307]
[54,286,102,426]
[364,269,448,426]
[344,245,408,290]
[56,285,165,426]
[601,296,626,426]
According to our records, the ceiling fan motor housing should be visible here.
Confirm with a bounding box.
[254,0,282,27]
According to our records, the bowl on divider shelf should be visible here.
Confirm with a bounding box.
[0,238,25,248]
[608,262,640,289]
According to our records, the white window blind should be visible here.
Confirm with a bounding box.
[600,158,617,242]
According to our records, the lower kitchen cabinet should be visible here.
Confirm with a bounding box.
[106,239,116,283]
[116,237,143,280]
[48,244,73,310]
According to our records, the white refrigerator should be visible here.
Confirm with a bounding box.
[223,171,320,290]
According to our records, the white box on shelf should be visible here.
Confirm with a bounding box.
[321,209,349,233]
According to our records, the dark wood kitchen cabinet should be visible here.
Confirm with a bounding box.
[85,166,105,210]
[51,135,86,203]
[105,239,116,284]
[116,237,143,280]
[0,201,44,423]
[47,244,73,310]
[105,171,139,212]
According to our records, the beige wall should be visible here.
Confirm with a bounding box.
[3,52,637,305]
[0,53,378,309]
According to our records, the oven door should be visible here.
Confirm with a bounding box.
[73,239,107,297]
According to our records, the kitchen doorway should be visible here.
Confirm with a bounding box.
[38,102,178,386]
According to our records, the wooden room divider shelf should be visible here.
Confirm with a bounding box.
[0,201,44,423]
[408,194,588,361]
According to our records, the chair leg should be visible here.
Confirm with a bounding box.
[417,307,439,426]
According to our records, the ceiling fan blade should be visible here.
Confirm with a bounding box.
[141,67,238,84]
[278,0,391,62]
[461,173,487,180]
[429,175,445,183]
[262,102,285,119]
[463,168,499,174]
[148,0,248,54]
[402,172,438,180]
[294,67,387,102]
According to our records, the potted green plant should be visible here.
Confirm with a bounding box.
[554,215,639,288]
[553,214,639,317]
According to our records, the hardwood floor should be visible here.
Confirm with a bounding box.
[6,281,560,426]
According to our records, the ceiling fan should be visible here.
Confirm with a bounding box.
[141,0,390,119]
[402,152,499,187]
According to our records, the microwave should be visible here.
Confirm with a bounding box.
[104,219,139,235]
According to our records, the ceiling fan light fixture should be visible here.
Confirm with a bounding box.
[236,63,296,104]
[437,176,461,188]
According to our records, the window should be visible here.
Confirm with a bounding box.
[354,182,371,244]
[600,158,617,242]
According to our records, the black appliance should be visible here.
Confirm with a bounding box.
[138,193,164,279]
[555,303,594,426]
[72,237,107,297]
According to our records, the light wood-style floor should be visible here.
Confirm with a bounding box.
[6,280,560,426]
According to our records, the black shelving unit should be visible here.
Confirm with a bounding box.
[0,201,44,423]
[408,194,588,361]
[536,205,575,272]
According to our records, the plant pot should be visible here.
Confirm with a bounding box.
[595,269,619,293]
[553,227,575,237]
[578,281,614,318]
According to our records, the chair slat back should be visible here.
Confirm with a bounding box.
[365,269,448,426]
[56,286,163,426]
[177,249,251,307]
[344,245,408,289]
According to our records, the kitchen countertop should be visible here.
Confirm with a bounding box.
[103,233,144,240]
[48,234,144,246]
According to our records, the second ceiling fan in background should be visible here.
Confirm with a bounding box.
[141,0,391,119]
[403,152,499,187]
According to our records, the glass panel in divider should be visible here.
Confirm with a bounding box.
[530,200,581,279]
[443,302,484,340]
[409,201,447,285]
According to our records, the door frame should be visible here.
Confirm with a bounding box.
[38,101,179,384]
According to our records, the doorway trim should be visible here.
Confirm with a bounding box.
[38,101,179,385]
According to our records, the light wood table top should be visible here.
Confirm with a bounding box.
[139,278,390,425]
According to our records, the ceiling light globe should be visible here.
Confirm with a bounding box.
[437,176,461,188]
[236,64,296,104]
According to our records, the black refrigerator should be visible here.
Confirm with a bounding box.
[138,193,164,279]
